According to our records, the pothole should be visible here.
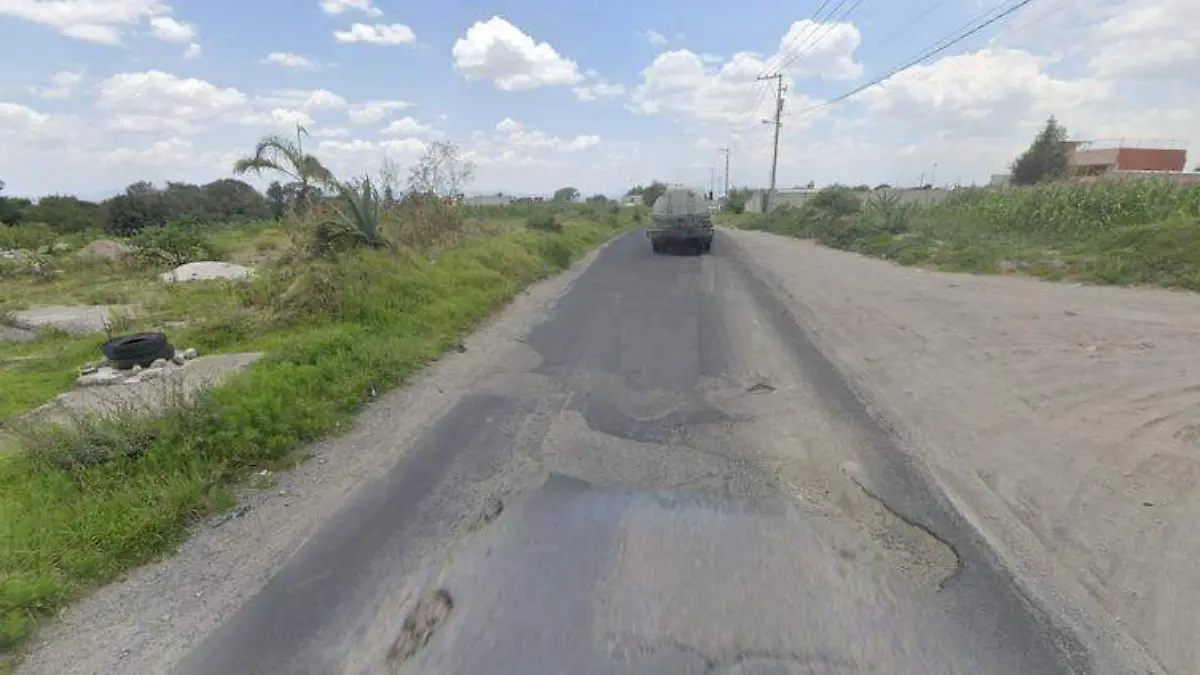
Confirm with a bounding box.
[469,496,504,532]
[386,588,454,669]
[746,382,776,395]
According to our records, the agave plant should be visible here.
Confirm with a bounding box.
[332,176,383,247]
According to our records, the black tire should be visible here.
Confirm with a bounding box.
[102,332,175,369]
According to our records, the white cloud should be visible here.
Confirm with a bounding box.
[315,137,429,176]
[489,118,602,152]
[34,71,84,99]
[106,114,201,134]
[149,15,194,42]
[347,99,412,124]
[773,19,863,81]
[1087,0,1199,78]
[573,81,625,102]
[183,42,201,58]
[103,137,193,167]
[0,0,167,45]
[452,16,583,91]
[334,23,415,45]
[0,101,51,130]
[311,127,350,138]
[381,116,434,136]
[264,52,321,70]
[240,108,315,129]
[319,0,382,17]
[256,88,347,111]
[97,71,247,132]
[644,30,667,45]
[630,19,863,128]
[857,49,1112,131]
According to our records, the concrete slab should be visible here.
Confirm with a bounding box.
[10,305,133,336]
[28,352,263,424]
[161,262,254,283]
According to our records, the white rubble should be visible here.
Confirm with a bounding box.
[160,262,254,283]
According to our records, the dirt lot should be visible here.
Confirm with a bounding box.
[728,229,1199,674]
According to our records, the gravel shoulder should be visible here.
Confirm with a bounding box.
[14,242,617,675]
[728,228,1196,674]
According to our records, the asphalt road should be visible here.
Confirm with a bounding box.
[171,230,1084,675]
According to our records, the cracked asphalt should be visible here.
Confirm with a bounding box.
[168,230,1081,675]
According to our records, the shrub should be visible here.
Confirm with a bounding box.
[0,222,57,251]
[130,219,225,266]
[384,192,469,250]
[526,211,563,232]
[808,185,862,217]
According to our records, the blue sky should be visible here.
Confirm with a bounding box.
[0,0,1195,199]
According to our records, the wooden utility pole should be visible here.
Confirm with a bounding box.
[758,73,785,212]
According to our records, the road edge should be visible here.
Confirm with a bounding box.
[720,228,1166,675]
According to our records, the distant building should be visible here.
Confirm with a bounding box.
[1067,140,1188,179]
[465,193,514,206]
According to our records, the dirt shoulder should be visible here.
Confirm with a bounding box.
[728,229,1195,674]
[13,241,617,675]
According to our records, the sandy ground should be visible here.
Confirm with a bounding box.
[728,229,1199,675]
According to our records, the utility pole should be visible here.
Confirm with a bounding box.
[759,73,785,212]
[719,147,731,197]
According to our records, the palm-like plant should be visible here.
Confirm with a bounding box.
[232,132,334,190]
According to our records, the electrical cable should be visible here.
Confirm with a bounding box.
[784,0,1037,118]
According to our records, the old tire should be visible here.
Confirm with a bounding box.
[102,332,175,370]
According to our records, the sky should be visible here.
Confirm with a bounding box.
[0,0,1196,200]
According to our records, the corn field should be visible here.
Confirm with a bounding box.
[938,180,1200,239]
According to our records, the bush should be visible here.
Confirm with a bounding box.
[130,220,225,266]
[0,222,57,251]
[808,186,862,217]
[383,192,469,250]
[526,211,563,232]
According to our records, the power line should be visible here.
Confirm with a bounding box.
[785,0,1037,119]
[775,0,866,73]
[734,0,836,122]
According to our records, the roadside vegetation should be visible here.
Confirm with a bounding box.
[722,117,1200,291]
[0,137,637,659]
[723,181,1200,289]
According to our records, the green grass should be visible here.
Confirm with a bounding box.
[0,212,629,659]
[720,181,1200,291]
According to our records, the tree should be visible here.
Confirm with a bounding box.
[638,181,667,207]
[202,179,270,221]
[162,181,208,221]
[553,186,580,202]
[266,181,286,219]
[25,195,102,232]
[586,194,609,203]
[723,187,753,214]
[0,180,32,225]
[1011,116,1070,186]
[102,182,170,235]
[407,141,474,198]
